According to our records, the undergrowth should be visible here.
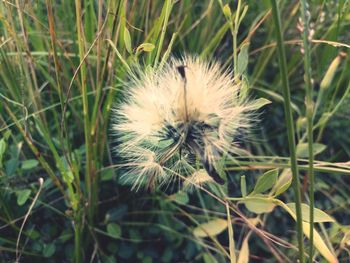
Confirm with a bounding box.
[0,0,350,262]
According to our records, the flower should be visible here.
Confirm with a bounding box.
[111,56,254,191]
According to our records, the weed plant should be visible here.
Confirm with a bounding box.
[0,1,350,262]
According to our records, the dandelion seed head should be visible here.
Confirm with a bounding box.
[111,56,255,191]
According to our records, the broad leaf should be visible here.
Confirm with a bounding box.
[286,203,335,223]
[124,27,132,54]
[193,219,227,237]
[107,223,121,239]
[253,169,278,194]
[248,98,271,111]
[237,44,249,75]
[296,143,326,158]
[171,191,189,205]
[16,189,31,206]
[243,196,275,214]
[273,169,292,196]
[22,159,39,170]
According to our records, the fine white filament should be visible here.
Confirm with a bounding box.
[111,56,253,191]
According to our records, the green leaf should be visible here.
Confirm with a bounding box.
[58,230,73,242]
[101,168,115,181]
[240,175,247,197]
[16,189,31,206]
[29,229,40,240]
[0,138,6,168]
[43,243,56,257]
[286,203,335,223]
[237,235,249,263]
[253,169,278,194]
[136,43,155,54]
[320,55,341,90]
[66,170,74,184]
[238,5,249,27]
[273,169,292,196]
[171,191,189,205]
[242,196,276,214]
[107,223,121,239]
[296,143,327,158]
[302,221,338,263]
[279,201,338,262]
[124,27,132,54]
[248,98,271,111]
[237,43,249,75]
[239,76,249,100]
[21,159,39,170]
[193,218,227,237]
[203,253,216,263]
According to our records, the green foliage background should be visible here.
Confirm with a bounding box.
[0,0,350,262]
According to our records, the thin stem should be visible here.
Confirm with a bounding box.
[233,0,242,76]
[74,1,92,262]
[74,213,82,263]
[4,105,66,196]
[74,0,94,222]
[299,0,315,261]
[270,1,305,262]
[154,0,172,67]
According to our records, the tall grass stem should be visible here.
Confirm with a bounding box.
[299,0,315,261]
[270,1,305,262]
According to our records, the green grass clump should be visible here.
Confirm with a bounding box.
[0,1,350,262]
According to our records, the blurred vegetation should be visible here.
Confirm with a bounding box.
[0,0,350,262]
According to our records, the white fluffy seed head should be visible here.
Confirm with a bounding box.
[111,56,254,191]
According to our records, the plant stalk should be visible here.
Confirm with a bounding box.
[270,1,305,262]
[299,0,315,261]
[233,0,242,76]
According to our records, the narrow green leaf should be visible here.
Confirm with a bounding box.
[171,191,189,205]
[296,143,326,158]
[193,219,228,237]
[240,175,247,197]
[16,189,32,206]
[253,169,278,194]
[107,223,121,239]
[278,201,338,262]
[286,203,335,223]
[226,202,236,263]
[243,197,275,214]
[237,44,249,75]
[248,98,271,111]
[201,23,230,58]
[6,158,18,176]
[21,159,39,170]
[273,169,292,196]
[302,222,338,263]
[43,243,56,258]
[124,27,132,54]
[107,39,132,72]
[101,168,115,181]
[203,253,216,263]
[0,138,6,168]
[320,55,341,90]
[237,235,249,263]
[238,5,249,27]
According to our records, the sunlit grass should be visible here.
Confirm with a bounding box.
[0,1,349,262]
